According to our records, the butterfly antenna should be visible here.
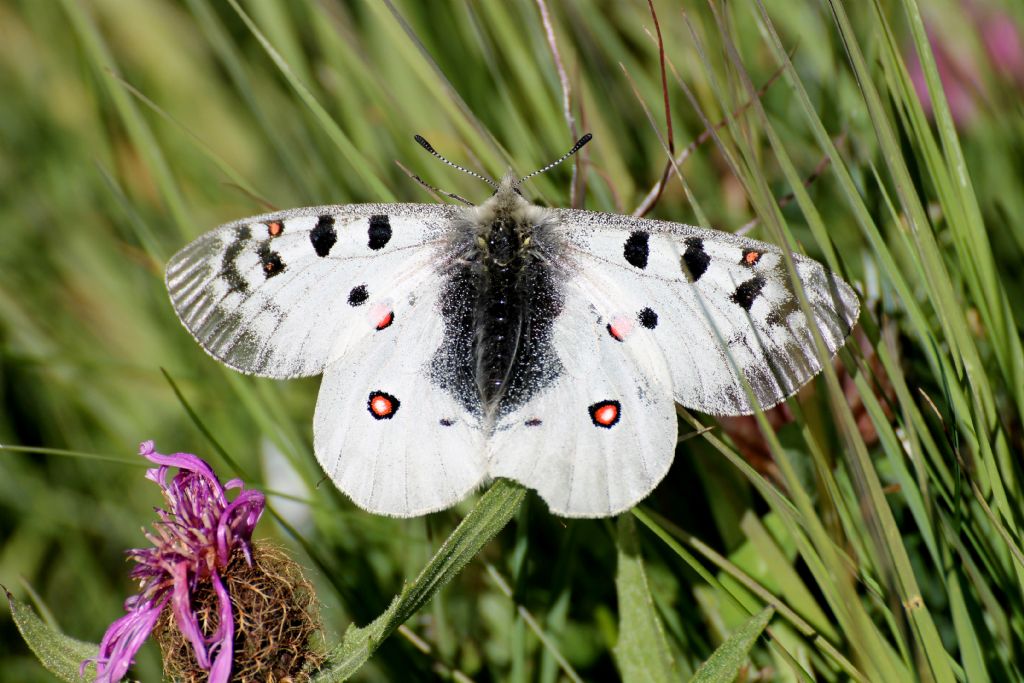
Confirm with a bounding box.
[414,135,498,189]
[517,133,592,185]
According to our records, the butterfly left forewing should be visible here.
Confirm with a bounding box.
[166,203,458,378]
[551,208,859,415]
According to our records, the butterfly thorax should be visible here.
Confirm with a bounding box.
[433,177,564,427]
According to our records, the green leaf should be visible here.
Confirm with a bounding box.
[6,586,97,682]
[311,478,527,681]
[613,515,676,683]
[689,606,774,683]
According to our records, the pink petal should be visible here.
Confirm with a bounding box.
[86,595,166,683]
[206,572,236,683]
[170,561,211,669]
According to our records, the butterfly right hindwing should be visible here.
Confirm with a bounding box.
[487,268,678,517]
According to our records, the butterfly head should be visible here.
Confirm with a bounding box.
[489,169,529,204]
[413,133,592,208]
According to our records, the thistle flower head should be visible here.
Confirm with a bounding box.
[85,441,265,683]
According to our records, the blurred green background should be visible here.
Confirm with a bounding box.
[3,0,1024,680]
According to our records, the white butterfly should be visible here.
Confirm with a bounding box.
[165,136,858,518]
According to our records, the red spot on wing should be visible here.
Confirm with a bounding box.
[368,391,400,419]
[588,400,621,428]
[267,221,284,237]
[742,249,762,266]
[368,303,394,330]
[606,316,634,342]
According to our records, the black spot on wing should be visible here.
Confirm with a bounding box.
[682,238,710,281]
[638,307,658,329]
[731,275,766,310]
[348,284,368,306]
[221,225,252,294]
[258,242,286,278]
[525,418,542,427]
[623,231,650,269]
[368,215,392,250]
[310,215,337,257]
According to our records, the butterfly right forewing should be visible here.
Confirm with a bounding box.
[552,208,859,415]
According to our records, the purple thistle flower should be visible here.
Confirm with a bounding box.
[84,441,265,683]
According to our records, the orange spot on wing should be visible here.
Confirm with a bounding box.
[267,221,284,237]
[589,400,622,428]
[369,303,394,330]
[743,250,761,266]
[367,390,399,419]
[371,395,392,416]
[595,404,617,424]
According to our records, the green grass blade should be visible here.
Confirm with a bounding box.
[614,515,677,682]
[7,586,96,682]
[312,479,526,681]
[689,606,774,683]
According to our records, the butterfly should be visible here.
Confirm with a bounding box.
[165,135,859,518]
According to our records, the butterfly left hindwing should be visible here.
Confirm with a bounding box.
[314,278,487,516]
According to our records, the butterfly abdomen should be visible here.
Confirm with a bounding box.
[431,189,565,427]
[474,215,525,405]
